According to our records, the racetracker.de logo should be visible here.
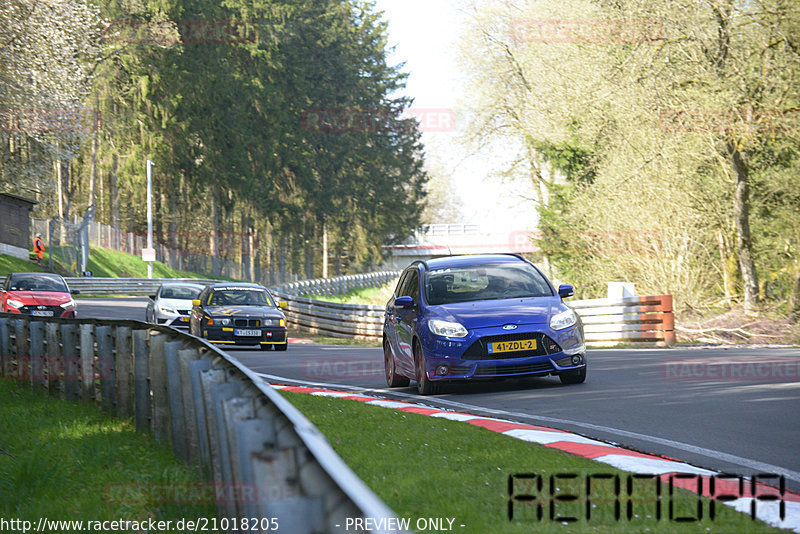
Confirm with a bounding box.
[104,482,259,505]
[509,19,663,44]
[0,108,101,133]
[661,358,800,381]
[302,357,384,380]
[659,108,800,135]
[102,20,261,45]
[300,108,455,133]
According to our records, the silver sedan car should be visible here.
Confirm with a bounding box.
[146,282,205,329]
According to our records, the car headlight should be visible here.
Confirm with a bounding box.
[550,308,577,330]
[7,299,24,309]
[428,319,468,338]
[60,299,76,309]
[158,305,177,314]
[216,317,231,326]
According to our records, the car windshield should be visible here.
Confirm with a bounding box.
[9,275,68,293]
[207,289,274,306]
[424,262,553,305]
[160,286,202,300]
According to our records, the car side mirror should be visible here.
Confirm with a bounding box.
[192,299,200,306]
[71,289,80,295]
[148,294,156,300]
[395,296,414,308]
[558,284,575,299]
[278,301,287,309]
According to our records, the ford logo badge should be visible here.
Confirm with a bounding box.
[502,324,517,330]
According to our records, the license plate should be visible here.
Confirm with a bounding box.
[180,317,189,322]
[31,310,54,317]
[488,339,537,354]
[235,329,260,337]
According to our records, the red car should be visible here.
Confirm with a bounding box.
[1,272,78,318]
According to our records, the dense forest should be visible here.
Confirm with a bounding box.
[1,0,427,280]
[461,0,800,317]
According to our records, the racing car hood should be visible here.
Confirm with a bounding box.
[430,297,558,329]
[203,305,284,318]
[8,291,72,306]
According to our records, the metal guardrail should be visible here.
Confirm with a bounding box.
[570,294,676,347]
[274,292,386,340]
[0,313,403,533]
[273,272,400,297]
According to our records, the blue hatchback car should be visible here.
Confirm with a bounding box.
[383,254,586,394]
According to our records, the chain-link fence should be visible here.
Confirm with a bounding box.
[31,208,93,276]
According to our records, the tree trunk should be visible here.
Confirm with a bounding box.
[790,264,800,322]
[727,140,759,313]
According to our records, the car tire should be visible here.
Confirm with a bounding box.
[559,365,587,385]
[275,343,288,351]
[384,337,410,388]
[414,341,438,395]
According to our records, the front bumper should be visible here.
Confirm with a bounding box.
[419,323,586,381]
[203,325,287,346]
[155,312,192,329]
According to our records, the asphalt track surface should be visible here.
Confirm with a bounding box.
[79,297,800,491]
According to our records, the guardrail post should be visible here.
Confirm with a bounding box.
[208,374,242,518]
[15,318,29,383]
[189,358,213,468]
[79,324,95,401]
[45,322,60,397]
[96,325,116,412]
[177,348,202,465]
[149,332,170,443]
[29,321,45,389]
[164,340,187,461]
[232,415,276,518]
[116,326,133,418]
[221,394,256,518]
[132,329,150,433]
[199,368,227,483]
[0,318,9,378]
[61,323,79,401]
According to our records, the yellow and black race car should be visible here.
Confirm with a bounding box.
[189,282,288,351]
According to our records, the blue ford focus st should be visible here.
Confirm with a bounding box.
[383,254,586,395]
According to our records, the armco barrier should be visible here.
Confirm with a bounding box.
[0,313,403,533]
[570,294,675,347]
[274,292,385,340]
[273,272,400,297]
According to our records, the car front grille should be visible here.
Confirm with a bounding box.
[177,309,190,315]
[234,318,261,327]
[474,361,553,377]
[461,332,562,360]
[20,305,61,315]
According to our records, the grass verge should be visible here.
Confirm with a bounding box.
[0,254,45,275]
[280,390,783,533]
[0,380,214,529]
